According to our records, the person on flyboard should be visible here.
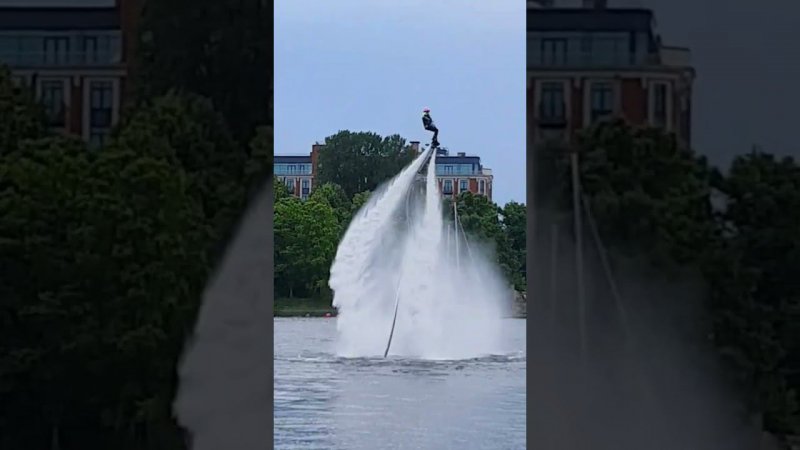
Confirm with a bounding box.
[422,108,439,148]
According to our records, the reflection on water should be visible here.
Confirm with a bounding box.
[274,318,526,450]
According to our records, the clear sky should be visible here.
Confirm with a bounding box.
[275,0,527,206]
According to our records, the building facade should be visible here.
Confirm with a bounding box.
[527,1,695,147]
[275,142,494,202]
[0,0,138,146]
[432,149,493,201]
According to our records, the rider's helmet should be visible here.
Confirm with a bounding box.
[423,108,430,113]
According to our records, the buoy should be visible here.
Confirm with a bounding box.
[324,312,332,318]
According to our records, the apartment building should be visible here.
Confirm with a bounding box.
[433,148,493,202]
[527,0,695,147]
[0,0,138,146]
[275,142,494,202]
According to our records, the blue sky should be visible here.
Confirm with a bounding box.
[275,0,526,205]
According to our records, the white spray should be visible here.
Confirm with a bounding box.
[330,147,511,360]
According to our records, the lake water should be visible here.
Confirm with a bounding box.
[274,317,526,450]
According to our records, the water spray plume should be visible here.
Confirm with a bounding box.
[173,185,272,450]
[330,147,512,360]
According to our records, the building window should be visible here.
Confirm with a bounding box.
[275,163,312,176]
[590,82,614,122]
[43,37,70,65]
[284,177,294,192]
[82,36,98,64]
[40,80,66,128]
[541,38,567,65]
[301,179,310,199]
[540,82,565,120]
[653,83,667,127]
[592,37,626,66]
[89,81,113,148]
[443,179,453,194]
[459,179,468,193]
[479,180,485,195]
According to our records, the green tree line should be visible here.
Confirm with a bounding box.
[534,118,800,438]
[0,0,272,445]
[274,130,528,301]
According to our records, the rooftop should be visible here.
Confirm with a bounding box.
[0,7,119,30]
[527,8,654,33]
[275,155,311,164]
[436,155,482,165]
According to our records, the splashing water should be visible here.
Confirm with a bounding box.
[330,148,512,360]
[174,186,272,450]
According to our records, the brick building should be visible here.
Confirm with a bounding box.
[275,142,494,202]
[527,0,695,147]
[0,0,139,147]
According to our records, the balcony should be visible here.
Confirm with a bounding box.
[658,46,691,68]
[0,50,121,68]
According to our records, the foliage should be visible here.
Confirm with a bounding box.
[0,9,276,449]
[244,126,274,199]
[274,197,340,299]
[708,152,800,433]
[113,90,246,259]
[309,182,352,226]
[351,190,372,215]
[502,201,527,290]
[0,65,45,155]
[539,119,800,436]
[0,135,207,449]
[575,119,715,270]
[274,177,292,203]
[447,192,523,289]
[316,131,417,198]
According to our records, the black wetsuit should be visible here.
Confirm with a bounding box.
[422,113,439,147]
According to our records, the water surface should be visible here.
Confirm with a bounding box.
[274,317,526,450]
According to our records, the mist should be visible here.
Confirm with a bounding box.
[527,206,764,449]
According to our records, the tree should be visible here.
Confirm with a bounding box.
[709,152,800,434]
[134,0,271,144]
[274,177,292,203]
[502,201,527,290]
[244,126,274,199]
[316,131,417,198]
[351,190,372,215]
[0,65,45,155]
[309,182,351,226]
[449,192,520,287]
[0,135,207,449]
[575,119,715,270]
[113,91,246,260]
[274,197,340,298]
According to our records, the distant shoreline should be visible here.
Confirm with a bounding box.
[274,296,527,318]
[274,297,337,317]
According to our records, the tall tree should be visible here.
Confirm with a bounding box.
[710,152,800,434]
[316,131,417,198]
[0,134,207,449]
[502,201,527,290]
[575,119,715,270]
[113,91,246,260]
